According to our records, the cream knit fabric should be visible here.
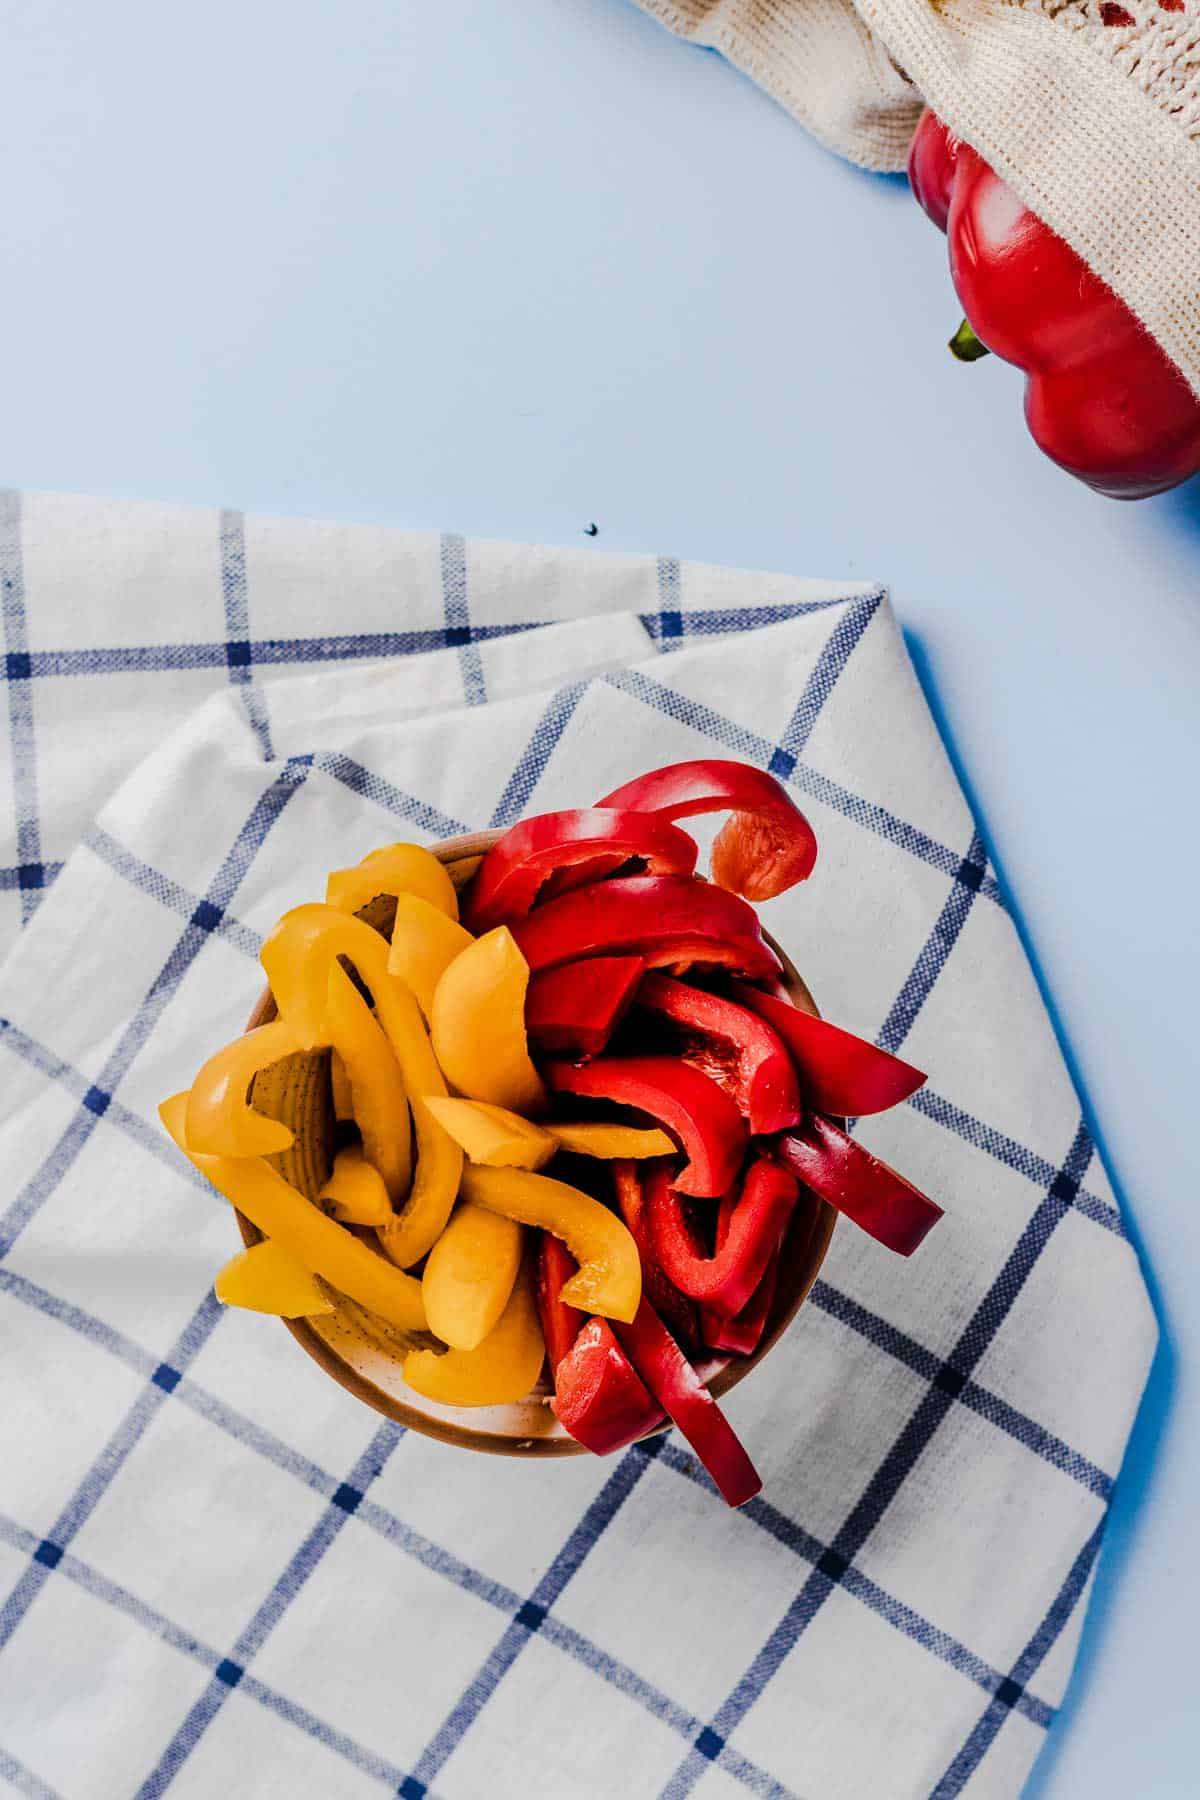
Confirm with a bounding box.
[634,0,1200,397]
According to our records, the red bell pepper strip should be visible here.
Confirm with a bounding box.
[646,1157,798,1314]
[634,973,802,1134]
[611,1299,762,1507]
[525,956,644,1059]
[551,1316,664,1453]
[510,875,780,981]
[701,1248,779,1357]
[908,108,1200,501]
[598,760,817,901]
[613,1159,699,1353]
[730,981,925,1117]
[465,809,698,933]
[775,1113,943,1255]
[546,1055,747,1198]
[536,1231,587,1376]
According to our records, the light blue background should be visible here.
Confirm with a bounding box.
[1,2,1194,1792]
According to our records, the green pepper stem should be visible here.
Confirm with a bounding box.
[948,318,990,363]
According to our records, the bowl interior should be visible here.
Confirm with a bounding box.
[241,831,837,1455]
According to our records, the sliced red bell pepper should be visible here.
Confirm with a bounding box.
[551,1316,664,1453]
[731,981,926,1117]
[612,1299,762,1507]
[634,973,802,1134]
[647,1157,798,1313]
[546,1055,747,1198]
[536,1231,587,1375]
[525,956,644,1059]
[465,809,698,933]
[613,1159,699,1353]
[701,1247,779,1357]
[510,875,780,981]
[598,759,817,902]
[775,1113,943,1255]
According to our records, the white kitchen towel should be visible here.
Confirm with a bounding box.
[0,491,1155,1799]
[632,0,1200,402]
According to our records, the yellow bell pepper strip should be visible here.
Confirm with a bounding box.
[214,1238,335,1318]
[326,842,459,920]
[547,1121,676,1161]
[260,905,462,1265]
[184,1021,299,1157]
[430,927,547,1115]
[423,1097,556,1170]
[422,1202,523,1350]
[388,892,473,1020]
[460,1165,641,1323]
[158,1094,428,1332]
[403,1255,544,1406]
[319,1145,393,1227]
[322,962,411,1203]
[329,1049,355,1122]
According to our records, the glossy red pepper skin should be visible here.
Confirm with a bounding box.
[634,973,802,1134]
[613,1159,699,1352]
[465,809,698,932]
[701,1248,779,1357]
[536,1231,587,1375]
[598,761,817,901]
[551,1316,664,1453]
[908,108,1200,500]
[612,1299,762,1507]
[510,875,780,981]
[525,956,644,1059]
[775,1113,943,1256]
[731,981,925,1118]
[646,1158,798,1313]
[546,1055,748,1198]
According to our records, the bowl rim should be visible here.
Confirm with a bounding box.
[240,829,838,1455]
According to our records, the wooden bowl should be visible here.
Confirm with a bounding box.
[242,831,837,1455]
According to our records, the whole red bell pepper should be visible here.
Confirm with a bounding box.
[466,809,698,932]
[908,108,1200,499]
[634,973,802,1134]
[536,1231,587,1375]
[552,1316,665,1453]
[646,1157,799,1315]
[775,1113,943,1256]
[598,761,817,901]
[525,956,644,1059]
[546,1054,747,1197]
[730,981,925,1118]
[510,875,780,981]
[612,1158,699,1352]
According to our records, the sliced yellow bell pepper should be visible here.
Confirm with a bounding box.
[159,1093,427,1332]
[430,927,546,1115]
[460,1165,641,1323]
[388,892,473,1020]
[423,1097,555,1170]
[185,1020,298,1157]
[326,842,459,920]
[323,963,411,1203]
[319,1144,393,1228]
[547,1121,676,1160]
[260,905,462,1265]
[214,1238,334,1318]
[422,1202,523,1351]
[329,1048,355,1122]
[404,1255,544,1406]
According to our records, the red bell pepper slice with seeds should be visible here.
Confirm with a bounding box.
[546,1055,747,1198]
[775,1113,943,1255]
[634,973,802,1134]
[510,876,780,981]
[551,1316,664,1453]
[613,1159,699,1352]
[536,1231,587,1375]
[466,810,698,933]
[647,1157,799,1313]
[525,956,644,1059]
[611,1299,762,1507]
[598,759,817,901]
[731,982,926,1117]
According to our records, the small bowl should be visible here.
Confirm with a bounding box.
[241,830,836,1455]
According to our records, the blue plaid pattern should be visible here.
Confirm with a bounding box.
[0,492,1154,1797]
